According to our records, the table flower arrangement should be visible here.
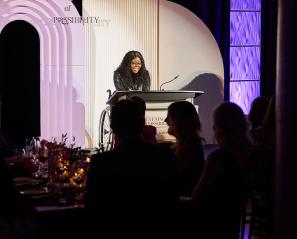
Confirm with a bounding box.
[37,134,92,202]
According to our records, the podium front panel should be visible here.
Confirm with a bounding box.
[105,90,204,143]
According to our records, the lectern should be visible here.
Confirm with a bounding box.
[99,90,204,150]
[106,90,204,105]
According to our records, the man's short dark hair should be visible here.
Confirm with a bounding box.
[130,96,146,116]
[110,99,145,137]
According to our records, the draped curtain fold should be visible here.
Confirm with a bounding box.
[260,0,278,97]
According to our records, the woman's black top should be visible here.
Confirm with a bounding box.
[113,71,151,91]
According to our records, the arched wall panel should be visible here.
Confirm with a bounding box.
[0,0,85,146]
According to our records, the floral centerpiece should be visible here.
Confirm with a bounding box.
[39,134,92,202]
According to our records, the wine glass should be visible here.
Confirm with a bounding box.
[14,147,25,156]
[39,144,48,163]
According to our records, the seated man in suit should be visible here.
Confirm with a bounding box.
[85,99,177,235]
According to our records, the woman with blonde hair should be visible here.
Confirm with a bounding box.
[192,102,252,238]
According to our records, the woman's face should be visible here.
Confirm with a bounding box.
[165,113,177,137]
[130,57,142,74]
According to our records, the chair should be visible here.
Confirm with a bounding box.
[98,106,114,151]
[240,191,273,239]
[240,196,254,239]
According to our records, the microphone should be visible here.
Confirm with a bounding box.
[159,75,179,91]
[106,89,112,99]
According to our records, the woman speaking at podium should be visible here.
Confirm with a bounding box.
[113,50,151,91]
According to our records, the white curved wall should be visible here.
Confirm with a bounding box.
[159,0,224,90]
[84,0,224,145]
[83,0,158,147]
[159,1,224,143]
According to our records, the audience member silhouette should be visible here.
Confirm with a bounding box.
[256,96,276,147]
[248,96,269,130]
[85,99,176,235]
[247,96,269,144]
[0,157,37,239]
[248,96,276,237]
[113,96,157,148]
[0,129,16,158]
[165,101,204,197]
[192,102,252,239]
[0,130,36,177]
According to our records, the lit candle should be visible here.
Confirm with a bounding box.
[78,168,84,175]
[62,170,69,178]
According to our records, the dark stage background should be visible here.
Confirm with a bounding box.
[0,21,40,146]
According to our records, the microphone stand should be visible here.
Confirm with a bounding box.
[159,75,179,91]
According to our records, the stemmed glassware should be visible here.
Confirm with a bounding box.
[25,137,48,179]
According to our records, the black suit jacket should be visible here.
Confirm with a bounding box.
[113,71,151,91]
[85,139,177,218]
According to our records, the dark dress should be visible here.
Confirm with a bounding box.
[113,71,151,91]
[195,148,247,238]
[173,137,204,197]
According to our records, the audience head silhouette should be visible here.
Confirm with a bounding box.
[248,96,269,129]
[262,96,275,138]
[130,95,146,116]
[110,99,145,138]
[165,101,202,142]
[213,102,250,150]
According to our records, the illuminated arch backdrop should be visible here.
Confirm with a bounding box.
[0,0,85,146]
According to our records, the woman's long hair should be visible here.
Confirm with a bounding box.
[247,96,269,129]
[115,50,149,81]
[261,96,275,143]
[213,102,252,169]
[168,101,202,143]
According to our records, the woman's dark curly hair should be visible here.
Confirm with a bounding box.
[115,50,149,80]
